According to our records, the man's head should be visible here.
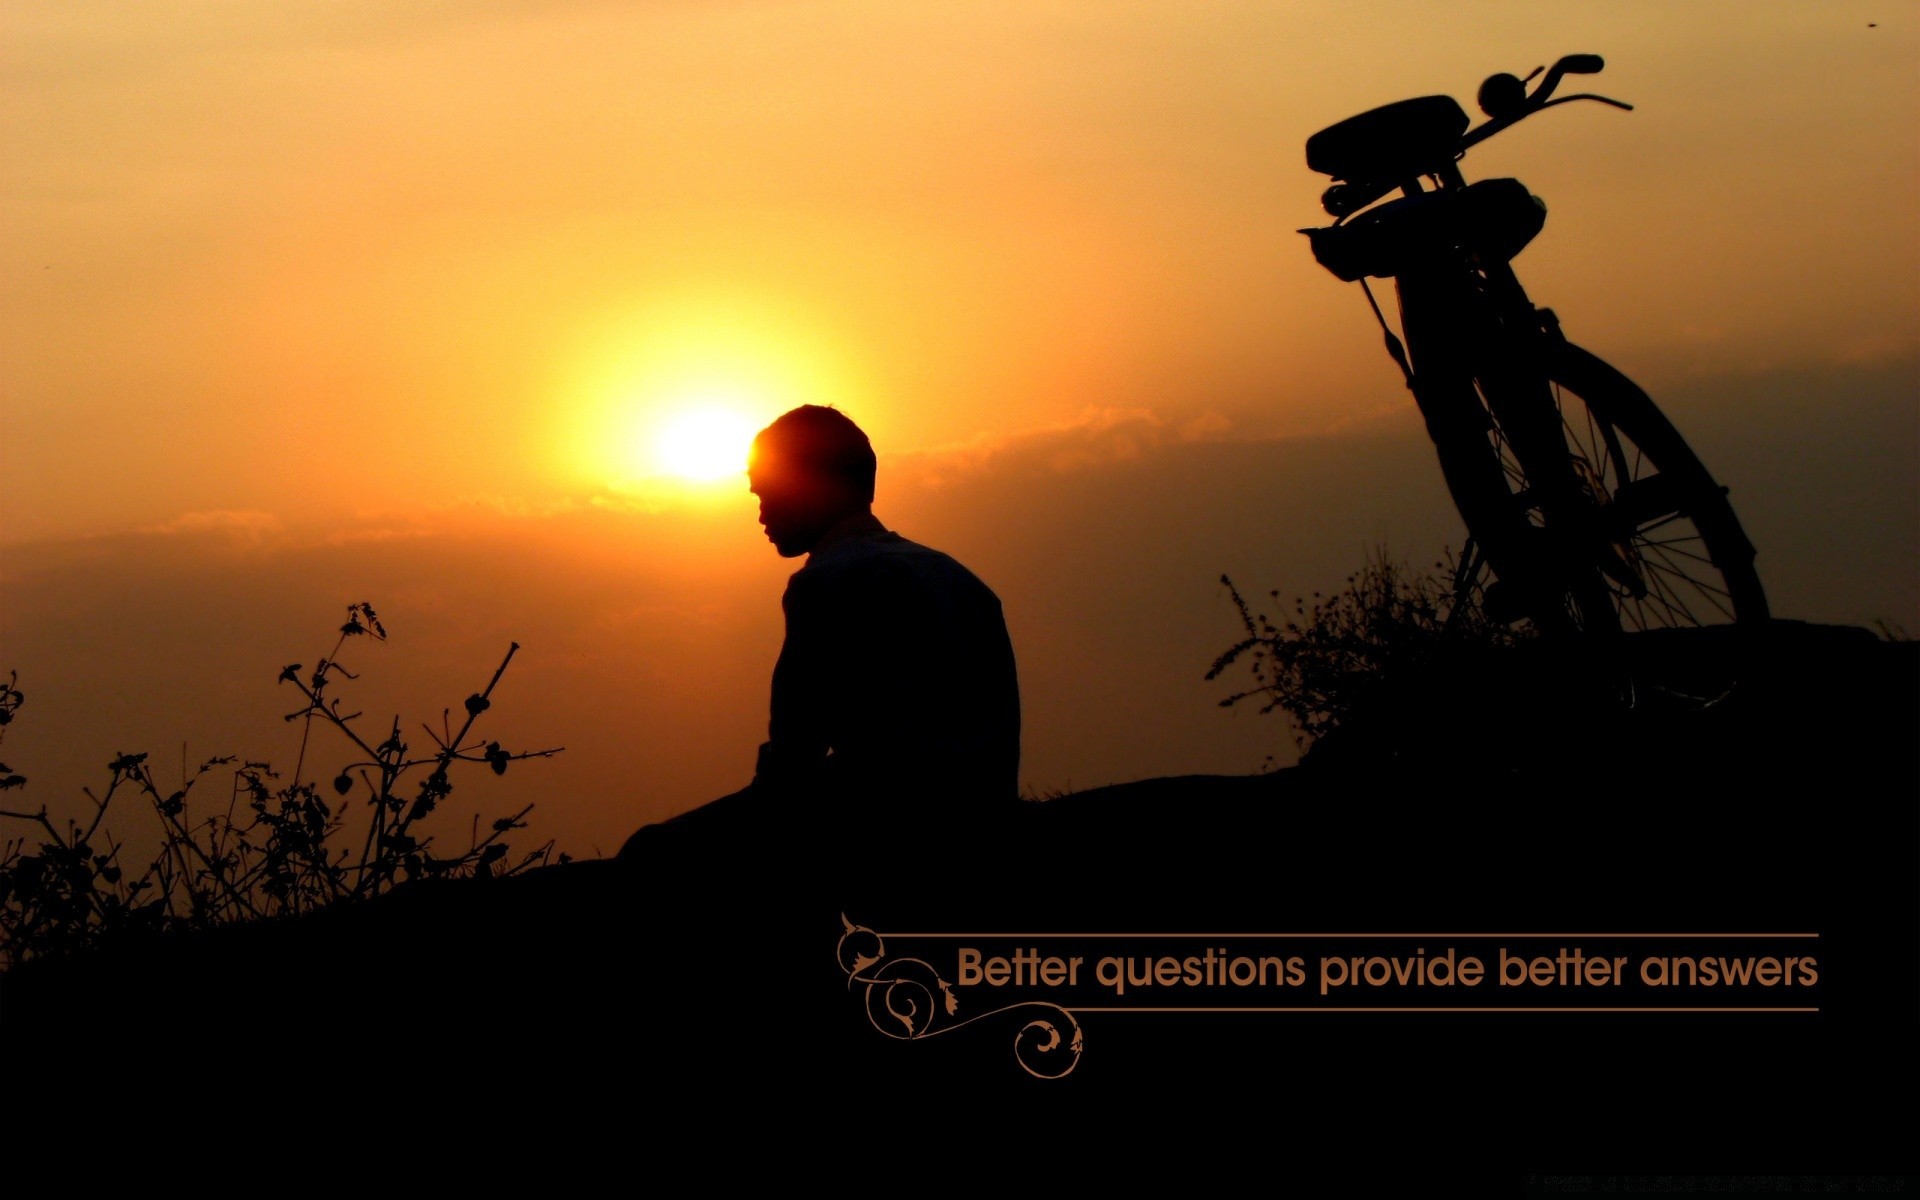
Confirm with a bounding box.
[748,405,878,557]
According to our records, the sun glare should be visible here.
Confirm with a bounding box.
[559,295,874,495]
[653,406,758,483]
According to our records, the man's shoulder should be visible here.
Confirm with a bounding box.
[795,531,1000,604]
[799,530,943,575]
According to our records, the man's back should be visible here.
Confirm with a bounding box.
[760,526,1020,811]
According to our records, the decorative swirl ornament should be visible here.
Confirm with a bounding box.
[837,914,1084,1080]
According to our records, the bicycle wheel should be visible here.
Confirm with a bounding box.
[1476,342,1769,632]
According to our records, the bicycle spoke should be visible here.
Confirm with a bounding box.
[1612,581,1654,632]
[1640,532,1707,547]
[1640,540,1710,558]
[1637,568,1685,623]
[1639,564,1702,626]
[1642,541,1720,567]
[1634,579,1685,627]
[1646,544,1734,600]
[1646,542,1732,597]
[1631,595,1661,631]
[1493,437,1528,491]
[1659,569,1734,621]
[1644,554,1735,621]
[1635,510,1690,537]
[1638,539,1710,621]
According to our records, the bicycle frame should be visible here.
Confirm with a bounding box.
[1389,168,1602,623]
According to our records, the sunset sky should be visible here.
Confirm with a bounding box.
[4,1,1915,857]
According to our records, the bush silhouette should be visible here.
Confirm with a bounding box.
[1208,546,1525,752]
[0,603,560,971]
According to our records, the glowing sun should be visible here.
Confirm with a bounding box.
[652,406,758,482]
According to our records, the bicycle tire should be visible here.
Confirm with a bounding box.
[1468,341,1770,633]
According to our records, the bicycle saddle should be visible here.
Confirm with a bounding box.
[1307,95,1470,184]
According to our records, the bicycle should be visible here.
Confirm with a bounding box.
[1300,54,1769,636]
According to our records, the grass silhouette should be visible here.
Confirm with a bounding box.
[0,603,561,971]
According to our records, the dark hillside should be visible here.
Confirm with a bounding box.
[5,621,1913,1170]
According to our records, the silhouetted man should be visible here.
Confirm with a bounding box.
[619,404,1020,859]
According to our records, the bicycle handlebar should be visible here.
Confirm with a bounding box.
[1460,53,1627,154]
[1540,54,1606,99]
[1321,54,1631,220]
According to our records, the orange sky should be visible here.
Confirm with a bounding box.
[4,2,1916,854]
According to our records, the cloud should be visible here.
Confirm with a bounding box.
[897,406,1240,488]
[1177,412,1235,442]
[92,492,621,554]
[141,510,284,540]
[319,525,438,548]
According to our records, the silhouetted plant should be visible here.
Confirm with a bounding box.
[0,605,562,971]
[1208,547,1525,751]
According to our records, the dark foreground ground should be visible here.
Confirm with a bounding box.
[4,621,1915,1184]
